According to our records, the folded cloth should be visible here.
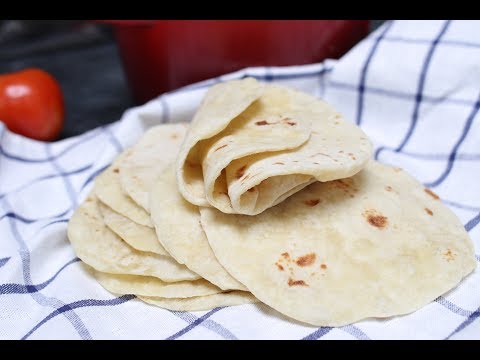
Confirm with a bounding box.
[0,20,478,339]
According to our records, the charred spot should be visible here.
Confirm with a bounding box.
[339,150,344,154]
[424,188,440,200]
[320,264,327,270]
[214,144,228,152]
[296,253,316,267]
[304,199,320,207]
[363,209,388,229]
[385,186,393,192]
[255,120,270,126]
[113,168,119,173]
[288,278,308,287]
[281,252,290,260]
[286,121,296,126]
[425,208,433,216]
[236,165,247,179]
[331,179,351,190]
[444,249,455,262]
[273,162,285,165]
[275,262,284,271]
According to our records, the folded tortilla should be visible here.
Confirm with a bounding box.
[176,78,373,215]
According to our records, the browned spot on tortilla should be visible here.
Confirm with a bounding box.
[273,162,285,165]
[255,120,270,126]
[214,144,228,152]
[185,160,200,168]
[444,249,455,262]
[385,186,393,192]
[339,150,344,153]
[281,252,290,260]
[296,253,316,267]
[363,209,388,229]
[304,199,320,207]
[288,278,308,287]
[424,188,440,200]
[320,263,327,270]
[394,167,402,172]
[293,160,299,163]
[236,165,247,179]
[170,133,179,139]
[286,121,296,126]
[275,262,284,271]
[425,208,433,216]
[113,168,119,173]
[310,152,332,159]
[331,179,351,190]
[247,187,256,193]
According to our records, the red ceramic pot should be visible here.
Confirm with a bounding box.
[105,20,369,103]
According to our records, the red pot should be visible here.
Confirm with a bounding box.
[106,20,369,103]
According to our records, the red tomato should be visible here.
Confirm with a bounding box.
[0,68,64,141]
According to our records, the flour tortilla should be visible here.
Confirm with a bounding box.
[176,77,372,215]
[90,268,221,298]
[98,201,168,256]
[150,165,247,291]
[201,161,476,326]
[95,153,153,227]
[67,194,200,282]
[119,123,188,212]
[139,291,258,311]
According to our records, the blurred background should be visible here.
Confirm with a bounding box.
[0,20,385,139]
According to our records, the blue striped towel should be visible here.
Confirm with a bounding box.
[0,20,479,339]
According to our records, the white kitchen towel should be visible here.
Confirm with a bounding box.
[0,20,479,340]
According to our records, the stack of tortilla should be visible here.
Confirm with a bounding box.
[68,78,476,326]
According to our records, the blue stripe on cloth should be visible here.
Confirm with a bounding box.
[425,92,480,187]
[0,257,10,268]
[102,125,123,153]
[0,207,70,224]
[1,197,92,339]
[436,296,473,317]
[382,35,480,49]
[356,21,393,125]
[37,218,69,231]
[166,307,223,340]
[0,127,102,163]
[22,295,135,339]
[330,80,477,107]
[395,21,451,152]
[442,200,480,212]
[390,151,480,162]
[171,310,237,340]
[445,305,480,339]
[340,325,370,340]
[302,327,333,340]
[0,164,93,201]
[464,212,480,232]
[80,164,109,191]
[160,96,170,124]
[0,257,80,295]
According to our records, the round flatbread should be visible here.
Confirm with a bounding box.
[67,194,200,282]
[139,291,258,311]
[119,123,188,212]
[201,161,476,326]
[150,165,247,291]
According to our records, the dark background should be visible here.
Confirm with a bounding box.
[0,20,384,139]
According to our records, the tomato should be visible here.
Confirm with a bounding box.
[0,68,64,141]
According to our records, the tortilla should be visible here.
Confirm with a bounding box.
[119,123,188,212]
[67,194,200,282]
[95,153,153,227]
[150,165,247,291]
[176,77,372,215]
[91,268,221,298]
[201,161,476,326]
[98,201,168,256]
[139,291,258,311]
